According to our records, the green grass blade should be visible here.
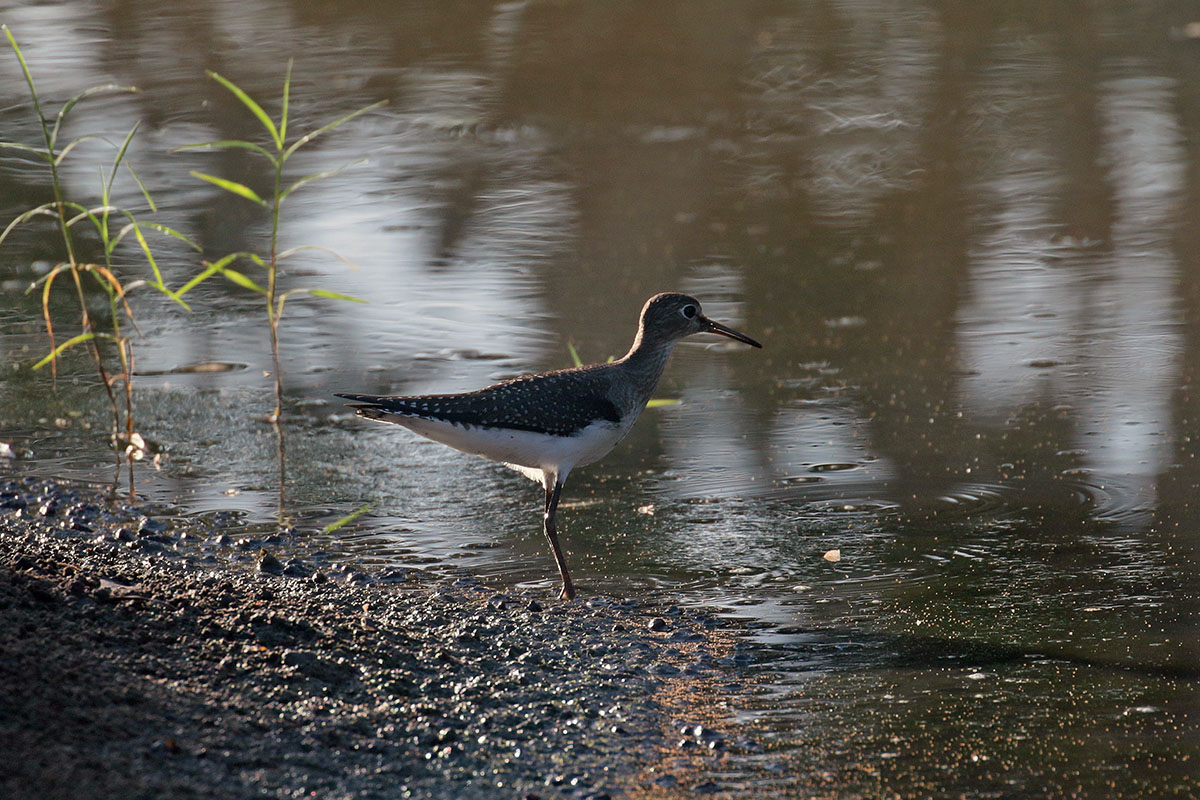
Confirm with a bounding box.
[308,288,367,303]
[646,398,681,408]
[33,331,94,370]
[282,99,387,160]
[172,139,276,160]
[279,59,292,145]
[208,252,249,270]
[108,121,139,192]
[220,267,267,294]
[273,286,364,318]
[276,244,360,270]
[63,202,109,228]
[160,288,191,312]
[25,262,71,293]
[280,157,368,203]
[0,203,57,246]
[177,252,262,297]
[175,264,220,298]
[3,24,35,90]
[53,134,111,165]
[97,166,113,248]
[110,222,135,253]
[0,141,52,162]
[129,219,166,288]
[124,162,156,212]
[322,504,372,534]
[57,84,137,122]
[109,218,200,258]
[566,341,583,368]
[190,171,268,206]
[53,84,136,150]
[3,26,49,144]
[141,221,202,252]
[207,70,281,150]
[107,121,156,214]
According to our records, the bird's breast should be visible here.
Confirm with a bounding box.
[392,414,630,475]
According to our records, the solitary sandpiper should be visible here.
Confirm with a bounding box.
[336,292,762,600]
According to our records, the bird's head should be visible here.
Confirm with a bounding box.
[637,292,762,349]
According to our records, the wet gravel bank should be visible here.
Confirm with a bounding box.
[0,478,751,799]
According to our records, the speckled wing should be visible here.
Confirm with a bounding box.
[335,368,622,437]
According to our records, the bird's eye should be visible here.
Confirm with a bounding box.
[681,304,698,319]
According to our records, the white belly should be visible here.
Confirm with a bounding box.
[394,416,631,481]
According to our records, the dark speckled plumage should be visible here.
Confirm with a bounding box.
[336,293,762,601]
[336,366,621,436]
[337,293,761,438]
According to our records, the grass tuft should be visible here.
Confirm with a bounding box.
[1,25,208,498]
[181,61,384,518]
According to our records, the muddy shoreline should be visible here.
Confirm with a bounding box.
[0,477,751,799]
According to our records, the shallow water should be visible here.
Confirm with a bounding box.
[1,1,1197,796]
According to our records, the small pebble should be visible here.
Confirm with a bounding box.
[138,517,167,535]
[282,559,310,578]
[283,650,318,668]
[257,551,284,575]
[149,738,182,755]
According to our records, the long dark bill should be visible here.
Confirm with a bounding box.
[702,316,763,349]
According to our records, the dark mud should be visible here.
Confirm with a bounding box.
[0,478,753,799]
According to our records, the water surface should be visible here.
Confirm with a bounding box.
[1,2,1197,796]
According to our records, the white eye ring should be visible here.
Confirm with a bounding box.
[681,304,698,319]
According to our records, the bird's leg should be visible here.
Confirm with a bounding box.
[542,478,575,601]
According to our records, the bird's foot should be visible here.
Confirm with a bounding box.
[558,583,576,601]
